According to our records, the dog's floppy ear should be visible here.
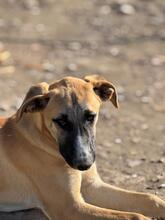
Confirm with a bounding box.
[16,82,50,121]
[84,75,119,108]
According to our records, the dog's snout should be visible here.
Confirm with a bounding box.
[72,151,93,171]
[59,134,95,171]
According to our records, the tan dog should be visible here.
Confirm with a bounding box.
[0,75,165,220]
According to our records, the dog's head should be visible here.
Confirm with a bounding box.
[16,75,118,171]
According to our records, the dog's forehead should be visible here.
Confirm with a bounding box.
[50,77,100,112]
[50,77,90,90]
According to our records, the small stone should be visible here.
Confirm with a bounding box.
[151,57,161,66]
[7,0,16,3]
[131,137,141,144]
[99,5,111,15]
[157,184,165,189]
[114,138,122,144]
[23,0,39,9]
[157,175,164,180]
[0,103,10,111]
[117,86,125,94]
[154,81,163,89]
[66,63,77,72]
[141,96,151,103]
[159,157,165,164]
[130,150,137,155]
[135,90,143,97]
[149,159,163,163]
[118,94,125,102]
[36,24,45,32]
[42,62,55,72]
[0,107,6,112]
[109,47,120,56]
[0,66,15,75]
[69,42,81,51]
[132,174,138,178]
[119,4,135,15]
[30,43,42,52]
[127,159,142,168]
[156,105,165,114]
[157,125,165,131]
[140,157,146,161]
[146,186,154,190]
[150,16,164,26]
[141,123,149,130]
[91,17,102,26]
[150,178,159,183]
[102,141,112,148]
[0,51,11,63]
[157,142,165,148]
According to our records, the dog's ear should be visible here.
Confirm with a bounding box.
[23,82,49,101]
[84,75,119,108]
[16,82,50,121]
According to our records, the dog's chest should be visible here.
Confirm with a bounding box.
[0,157,43,212]
[0,194,42,212]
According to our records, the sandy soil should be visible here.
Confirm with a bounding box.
[0,0,164,219]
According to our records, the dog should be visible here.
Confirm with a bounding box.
[0,75,165,220]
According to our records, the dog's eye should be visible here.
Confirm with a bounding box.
[84,111,96,123]
[52,115,72,130]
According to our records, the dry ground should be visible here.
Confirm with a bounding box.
[0,0,164,219]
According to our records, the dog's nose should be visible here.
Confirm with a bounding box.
[73,157,93,170]
[77,164,91,171]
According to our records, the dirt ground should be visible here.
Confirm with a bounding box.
[0,0,165,219]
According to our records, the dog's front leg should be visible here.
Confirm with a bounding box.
[82,163,165,219]
[43,192,151,220]
[68,201,151,220]
[41,168,150,220]
[44,200,151,220]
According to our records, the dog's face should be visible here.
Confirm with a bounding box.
[17,75,118,171]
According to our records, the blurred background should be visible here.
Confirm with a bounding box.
[0,0,165,218]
